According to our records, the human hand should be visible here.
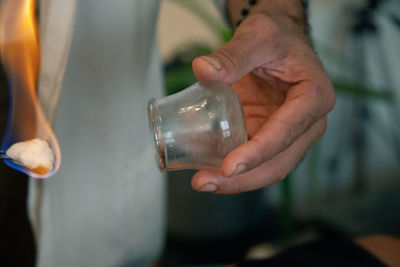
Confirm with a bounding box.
[355,235,400,267]
[190,12,335,194]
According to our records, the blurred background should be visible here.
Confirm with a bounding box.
[0,0,398,266]
[157,0,400,265]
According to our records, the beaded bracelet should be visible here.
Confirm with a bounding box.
[235,0,257,27]
[235,0,309,31]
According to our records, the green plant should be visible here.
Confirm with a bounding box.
[164,0,232,95]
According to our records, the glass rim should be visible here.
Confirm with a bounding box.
[147,98,166,171]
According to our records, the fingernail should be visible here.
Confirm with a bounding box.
[198,183,218,192]
[200,56,222,71]
[229,163,246,177]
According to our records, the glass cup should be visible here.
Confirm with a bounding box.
[147,81,247,171]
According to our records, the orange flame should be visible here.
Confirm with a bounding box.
[0,0,61,178]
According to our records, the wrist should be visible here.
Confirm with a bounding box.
[227,0,309,37]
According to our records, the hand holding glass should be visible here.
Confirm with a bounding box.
[147,81,247,171]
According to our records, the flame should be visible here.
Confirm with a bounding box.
[0,0,61,178]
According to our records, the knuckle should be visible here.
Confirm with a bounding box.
[247,138,265,165]
[281,122,302,148]
[306,83,326,113]
[222,181,243,195]
[285,125,300,144]
[273,168,288,184]
[231,182,243,194]
[307,82,323,99]
[216,42,243,72]
[309,78,336,114]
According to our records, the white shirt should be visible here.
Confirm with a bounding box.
[35,1,166,266]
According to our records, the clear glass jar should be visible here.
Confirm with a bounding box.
[147,81,247,171]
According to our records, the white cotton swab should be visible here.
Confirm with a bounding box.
[1,138,55,175]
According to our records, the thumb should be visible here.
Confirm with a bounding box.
[192,16,272,84]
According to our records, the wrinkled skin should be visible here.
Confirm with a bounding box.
[191,14,335,194]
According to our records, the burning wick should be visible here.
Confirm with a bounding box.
[0,0,61,178]
[1,138,55,175]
